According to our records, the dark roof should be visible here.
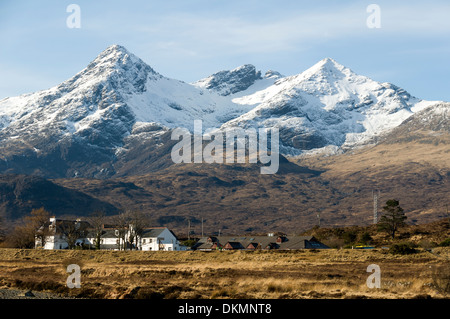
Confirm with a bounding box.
[224,242,245,249]
[45,219,91,235]
[141,227,178,240]
[141,228,166,238]
[83,226,177,240]
[101,229,118,238]
[192,235,329,250]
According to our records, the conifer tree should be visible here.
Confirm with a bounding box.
[377,199,407,239]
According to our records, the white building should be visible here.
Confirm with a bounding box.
[36,217,89,250]
[86,226,185,251]
[138,227,183,251]
[36,217,185,251]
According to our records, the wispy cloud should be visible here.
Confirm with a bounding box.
[90,2,450,59]
[1,1,449,100]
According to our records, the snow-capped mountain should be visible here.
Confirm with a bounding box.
[0,45,444,178]
[0,45,253,177]
[223,58,438,155]
[192,64,284,96]
[0,45,249,136]
[380,102,449,144]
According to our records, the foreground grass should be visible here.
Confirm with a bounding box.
[0,248,448,299]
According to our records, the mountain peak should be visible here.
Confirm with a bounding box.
[193,64,262,96]
[0,45,441,179]
[105,44,128,53]
[308,57,347,74]
[97,44,131,60]
[88,44,147,72]
[64,45,159,96]
[264,70,284,79]
[289,57,358,87]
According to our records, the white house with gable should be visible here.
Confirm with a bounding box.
[36,217,185,251]
[36,217,89,250]
[138,227,182,251]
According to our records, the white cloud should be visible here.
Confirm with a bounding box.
[118,2,450,59]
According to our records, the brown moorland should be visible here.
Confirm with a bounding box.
[0,244,448,299]
[52,137,449,236]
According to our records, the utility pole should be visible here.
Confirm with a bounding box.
[187,219,191,241]
[373,190,380,224]
[317,213,321,227]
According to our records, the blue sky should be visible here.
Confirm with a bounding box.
[1,0,449,101]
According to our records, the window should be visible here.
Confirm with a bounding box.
[142,239,146,244]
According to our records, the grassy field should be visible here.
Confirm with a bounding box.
[0,247,448,299]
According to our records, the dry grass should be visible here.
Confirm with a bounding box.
[0,247,448,299]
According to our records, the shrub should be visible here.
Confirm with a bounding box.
[343,231,357,245]
[359,232,373,245]
[389,243,417,255]
[181,239,198,248]
[438,238,450,247]
[322,237,344,249]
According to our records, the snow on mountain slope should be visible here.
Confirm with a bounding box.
[382,102,449,143]
[192,64,263,96]
[0,45,267,177]
[0,45,250,136]
[0,45,444,177]
[222,58,439,155]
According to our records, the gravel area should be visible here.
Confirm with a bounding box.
[0,288,76,299]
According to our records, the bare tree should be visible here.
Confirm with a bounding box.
[87,211,106,250]
[59,219,89,249]
[127,210,148,250]
[112,212,129,250]
[7,222,36,248]
[26,207,51,248]
[6,207,51,248]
